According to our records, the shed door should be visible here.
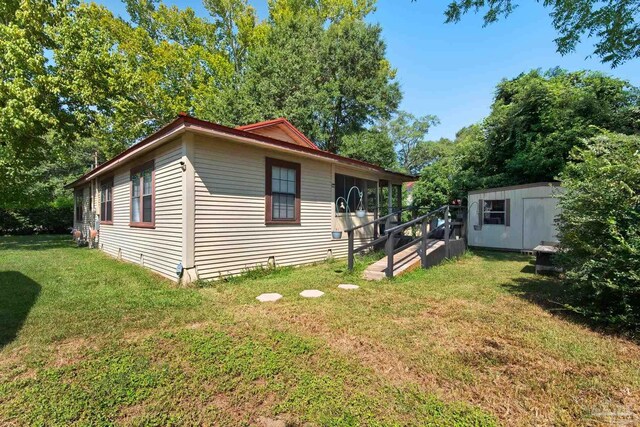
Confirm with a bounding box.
[522,197,559,250]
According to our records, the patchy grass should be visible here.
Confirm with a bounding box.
[1,235,639,426]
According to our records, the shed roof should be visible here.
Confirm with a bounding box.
[468,182,561,195]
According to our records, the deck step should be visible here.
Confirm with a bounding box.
[363,239,445,281]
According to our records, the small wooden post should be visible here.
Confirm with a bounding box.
[411,207,418,238]
[347,230,354,271]
[387,181,393,216]
[420,217,428,268]
[374,181,379,239]
[462,207,468,248]
[444,205,450,258]
[385,232,394,278]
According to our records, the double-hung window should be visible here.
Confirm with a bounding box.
[266,158,301,224]
[130,161,155,227]
[100,179,113,224]
[483,199,506,225]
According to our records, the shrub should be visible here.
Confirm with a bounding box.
[557,132,640,330]
[0,205,73,235]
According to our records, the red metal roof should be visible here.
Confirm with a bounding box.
[66,114,415,188]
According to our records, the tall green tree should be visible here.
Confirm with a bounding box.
[2,0,404,208]
[234,0,401,152]
[339,127,397,169]
[441,0,640,67]
[482,69,639,186]
[410,137,455,210]
[388,111,439,174]
[413,69,640,210]
[0,0,80,207]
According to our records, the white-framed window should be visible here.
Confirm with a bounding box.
[130,161,155,227]
[483,199,506,225]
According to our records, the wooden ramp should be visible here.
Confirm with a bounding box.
[363,239,445,281]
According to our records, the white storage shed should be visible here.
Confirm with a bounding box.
[467,182,563,251]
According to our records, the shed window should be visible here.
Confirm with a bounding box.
[100,179,113,224]
[483,199,506,225]
[266,158,301,224]
[130,161,155,227]
[75,191,84,222]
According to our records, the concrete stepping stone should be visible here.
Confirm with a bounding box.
[256,293,283,302]
[299,289,324,298]
[337,284,359,290]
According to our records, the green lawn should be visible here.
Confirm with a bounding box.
[1,235,638,426]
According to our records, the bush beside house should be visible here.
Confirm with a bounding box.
[557,132,640,330]
[0,205,73,235]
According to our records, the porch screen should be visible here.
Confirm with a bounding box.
[334,174,377,213]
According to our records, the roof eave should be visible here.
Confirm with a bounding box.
[65,115,415,188]
[186,118,414,181]
[467,181,562,195]
[64,118,187,189]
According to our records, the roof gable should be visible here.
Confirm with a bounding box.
[236,118,319,150]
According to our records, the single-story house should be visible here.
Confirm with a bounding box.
[67,114,413,282]
[466,182,563,251]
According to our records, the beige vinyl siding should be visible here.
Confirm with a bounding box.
[98,139,184,280]
[193,135,380,280]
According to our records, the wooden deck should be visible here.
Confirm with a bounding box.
[363,239,444,281]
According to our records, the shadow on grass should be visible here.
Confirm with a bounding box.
[520,264,536,274]
[0,271,41,348]
[471,249,533,262]
[501,275,637,341]
[0,235,71,251]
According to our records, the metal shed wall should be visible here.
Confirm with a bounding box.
[467,183,562,251]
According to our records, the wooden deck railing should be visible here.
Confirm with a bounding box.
[346,205,467,277]
[344,206,417,270]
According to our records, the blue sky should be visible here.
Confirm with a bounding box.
[97,0,640,140]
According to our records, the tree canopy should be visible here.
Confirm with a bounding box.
[441,0,640,67]
[0,0,403,207]
[413,69,640,207]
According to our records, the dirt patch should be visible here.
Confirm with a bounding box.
[51,337,96,368]
[232,293,640,426]
[118,403,147,423]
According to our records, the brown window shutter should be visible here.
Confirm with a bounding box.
[505,198,511,226]
[478,199,483,229]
